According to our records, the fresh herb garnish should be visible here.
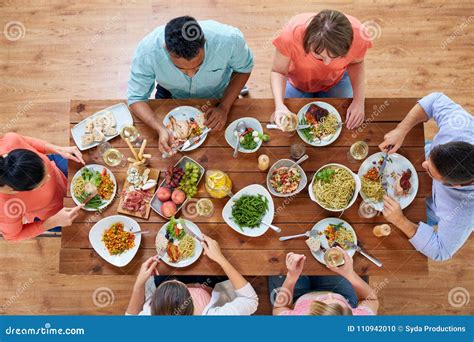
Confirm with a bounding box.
[315,168,336,183]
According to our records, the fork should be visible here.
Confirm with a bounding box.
[279,230,318,241]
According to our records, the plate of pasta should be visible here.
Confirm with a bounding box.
[309,163,361,212]
[358,152,418,211]
[156,218,203,268]
[297,101,342,147]
[89,215,141,267]
[71,164,117,211]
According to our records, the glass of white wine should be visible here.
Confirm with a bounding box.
[196,198,215,218]
[120,125,143,147]
[98,142,126,168]
[347,140,369,163]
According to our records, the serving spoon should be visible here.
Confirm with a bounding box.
[261,220,282,233]
[233,121,247,158]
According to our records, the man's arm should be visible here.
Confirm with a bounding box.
[219,72,250,110]
[379,103,429,153]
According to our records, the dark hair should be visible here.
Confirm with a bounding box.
[303,10,353,58]
[0,149,45,191]
[165,16,205,60]
[150,280,194,315]
[430,142,474,184]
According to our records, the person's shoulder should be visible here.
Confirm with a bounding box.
[135,25,166,57]
[1,132,22,143]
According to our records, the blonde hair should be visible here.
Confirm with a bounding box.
[309,300,353,316]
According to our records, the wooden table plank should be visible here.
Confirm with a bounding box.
[70,98,419,123]
[64,196,427,224]
[68,146,427,173]
[59,248,428,276]
[67,170,432,198]
[69,121,426,148]
[61,222,417,251]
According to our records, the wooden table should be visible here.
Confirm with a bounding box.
[60,98,429,277]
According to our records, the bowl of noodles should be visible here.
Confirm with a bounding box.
[296,101,342,147]
[156,217,203,268]
[309,163,361,212]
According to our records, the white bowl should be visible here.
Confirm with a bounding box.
[308,163,361,212]
[224,117,263,153]
[222,184,275,237]
[266,159,307,197]
[157,219,203,268]
[89,215,141,267]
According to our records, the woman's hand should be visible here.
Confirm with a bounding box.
[135,256,160,287]
[285,252,306,281]
[327,247,355,278]
[46,204,83,228]
[202,235,226,264]
[378,127,407,154]
[272,104,295,128]
[346,99,365,129]
[53,145,85,164]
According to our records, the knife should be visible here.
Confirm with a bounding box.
[180,127,211,151]
[266,123,311,130]
[344,240,383,267]
[181,220,204,242]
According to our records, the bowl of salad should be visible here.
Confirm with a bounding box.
[224,117,268,154]
[266,159,307,197]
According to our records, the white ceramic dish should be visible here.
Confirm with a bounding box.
[222,184,275,237]
[70,164,117,212]
[266,159,307,197]
[224,117,263,153]
[157,219,203,268]
[358,152,419,211]
[89,215,141,267]
[307,218,357,265]
[163,106,208,152]
[71,103,133,151]
[150,156,205,218]
[296,101,342,147]
[308,163,361,212]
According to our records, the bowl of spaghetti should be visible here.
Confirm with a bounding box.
[309,163,361,212]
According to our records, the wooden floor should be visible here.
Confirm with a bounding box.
[0,0,473,315]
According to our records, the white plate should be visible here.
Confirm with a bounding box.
[308,218,357,265]
[296,101,342,147]
[70,164,117,212]
[71,103,133,151]
[157,219,203,268]
[308,163,361,212]
[89,215,141,267]
[358,152,419,211]
[163,106,207,151]
[224,117,263,153]
[223,184,275,237]
[266,159,307,197]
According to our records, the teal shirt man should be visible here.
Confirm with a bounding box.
[127,17,254,154]
[128,20,253,101]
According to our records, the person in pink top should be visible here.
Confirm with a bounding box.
[126,235,259,315]
[0,132,84,241]
[270,248,379,316]
[271,10,372,129]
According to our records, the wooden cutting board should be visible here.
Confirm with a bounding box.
[117,166,160,220]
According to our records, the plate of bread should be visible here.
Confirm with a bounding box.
[71,103,133,151]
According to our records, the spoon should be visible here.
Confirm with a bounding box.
[233,121,247,158]
[288,154,309,170]
[261,220,282,233]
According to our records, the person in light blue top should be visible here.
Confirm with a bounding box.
[379,92,474,261]
[127,16,254,153]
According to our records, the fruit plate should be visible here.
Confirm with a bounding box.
[150,156,205,219]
